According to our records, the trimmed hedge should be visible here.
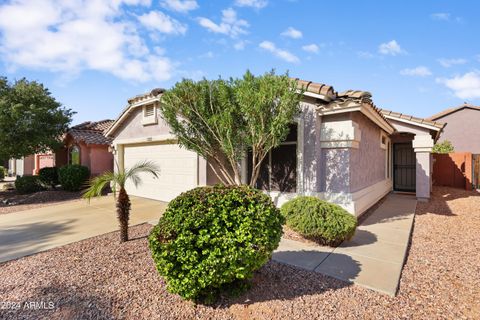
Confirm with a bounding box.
[58,165,90,191]
[38,167,59,188]
[281,196,357,246]
[149,185,284,302]
[15,176,44,194]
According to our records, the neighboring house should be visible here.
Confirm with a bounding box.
[8,153,54,176]
[428,103,480,153]
[55,120,115,176]
[105,81,444,216]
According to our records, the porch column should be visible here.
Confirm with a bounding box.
[412,135,434,201]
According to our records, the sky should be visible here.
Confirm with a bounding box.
[0,0,479,124]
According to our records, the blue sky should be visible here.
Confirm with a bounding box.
[0,0,479,124]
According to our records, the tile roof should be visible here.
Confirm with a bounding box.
[292,78,337,100]
[330,90,392,124]
[380,109,444,130]
[428,103,480,121]
[68,120,115,145]
[127,88,165,105]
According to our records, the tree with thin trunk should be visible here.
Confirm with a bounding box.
[159,70,302,187]
[83,161,160,242]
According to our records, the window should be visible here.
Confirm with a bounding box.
[69,145,80,165]
[248,124,297,192]
[142,104,157,125]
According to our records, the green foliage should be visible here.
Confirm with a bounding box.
[15,176,44,194]
[0,77,74,161]
[58,165,90,191]
[281,196,357,246]
[38,167,59,188]
[159,70,301,186]
[0,166,4,180]
[149,185,284,302]
[432,140,454,154]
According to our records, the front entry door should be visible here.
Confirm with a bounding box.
[393,143,416,192]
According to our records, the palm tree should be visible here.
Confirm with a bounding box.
[83,160,160,242]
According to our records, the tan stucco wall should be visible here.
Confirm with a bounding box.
[112,107,171,141]
[434,108,480,153]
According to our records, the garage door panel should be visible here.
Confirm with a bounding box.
[123,143,198,202]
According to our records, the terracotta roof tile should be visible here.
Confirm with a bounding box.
[380,109,444,130]
[428,103,480,120]
[127,88,165,104]
[68,120,115,145]
[292,78,337,99]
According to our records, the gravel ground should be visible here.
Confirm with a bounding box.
[0,187,478,319]
[0,190,82,214]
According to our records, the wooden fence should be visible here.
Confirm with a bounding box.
[432,152,472,191]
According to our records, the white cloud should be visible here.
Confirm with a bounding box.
[0,0,175,82]
[357,51,374,59]
[430,13,450,21]
[437,71,480,99]
[378,40,405,56]
[281,27,302,39]
[234,40,248,50]
[199,51,214,58]
[138,11,187,35]
[197,8,248,38]
[234,0,268,9]
[437,58,467,68]
[259,41,299,63]
[161,0,198,12]
[302,44,319,53]
[400,66,432,77]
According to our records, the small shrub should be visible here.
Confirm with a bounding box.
[432,140,454,154]
[38,167,59,188]
[0,166,5,181]
[58,165,90,191]
[15,176,44,194]
[281,196,357,246]
[149,185,284,302]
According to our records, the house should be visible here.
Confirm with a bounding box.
[55,120,115,176]
[8,153,54,176]
[105,81,444,216]
[428,103,480,153]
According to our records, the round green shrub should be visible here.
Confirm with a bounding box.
[38,167,59,188]
[58,165,90,191]
[149,185,284,302]
[281,196,357,246]
[15,176,44,194]
[0,166,5,181]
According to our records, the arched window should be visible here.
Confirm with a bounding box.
[69,145,80,165]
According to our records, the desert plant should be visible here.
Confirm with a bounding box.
[148,185,284,302]
[432,140,454,154]
[15,175,44,194]
[281,196,357,246]
[83,161,160,242]
[58,164,90,191]
[0,166,4,181]
[38,167,59,188]
[159,70,302,186]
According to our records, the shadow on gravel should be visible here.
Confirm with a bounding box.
[1,284,115,320]
[416,186,480,217]
[0,220,76,263]
[215,253,360,307]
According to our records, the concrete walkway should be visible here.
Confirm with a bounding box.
[0,196,166,263]
[273,194,417,296]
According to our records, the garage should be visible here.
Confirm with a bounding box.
[123,142,198,202]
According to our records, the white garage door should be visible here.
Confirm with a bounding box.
[123,143,198,202]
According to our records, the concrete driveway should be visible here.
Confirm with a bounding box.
[0,196,167,263]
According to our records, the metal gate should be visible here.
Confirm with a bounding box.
[393,143,416,192]
[473,154,480,189]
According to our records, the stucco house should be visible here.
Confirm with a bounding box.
[105,80,444,216]
[55,120,115,176]
[428,103,480,153]
[7,153,54,176]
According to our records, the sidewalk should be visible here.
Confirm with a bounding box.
[273,194,417,296]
